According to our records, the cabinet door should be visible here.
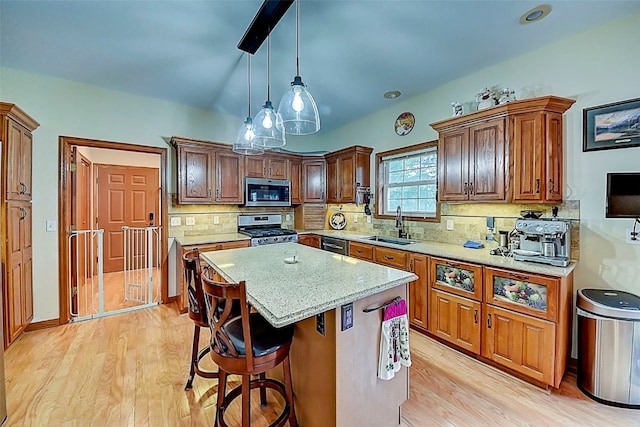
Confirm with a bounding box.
[483,305,555,385]
[438,128,469,201]
[245,156,266,178]
[545,112,564,202]
[290,160,302,204]
[215,151,243,203]
[430,257,483,301]
[325,157,338,203]
[349,241,374,261]
[429,289,481,354]
[298,234,320,248]
[268,157,288,180]
[338,153,356,202]
[408,253,428,331]
[6,119,32,201]
[484,267,559,322]
[302,160,326,203]
[468,118,506,201]
[178,146,214,203]
[512,112,544,202]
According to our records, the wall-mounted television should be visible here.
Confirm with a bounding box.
[606,173,640,218]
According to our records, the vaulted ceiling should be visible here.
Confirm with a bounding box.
[2,1,639,133]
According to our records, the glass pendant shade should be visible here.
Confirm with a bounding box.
[233,117,264,155]
[253,100,286,148]
[278,75,320,135]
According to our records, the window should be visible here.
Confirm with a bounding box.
[377,142,438,219]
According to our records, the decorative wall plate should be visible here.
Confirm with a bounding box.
[394,112,415,136]
[329,212,347,230]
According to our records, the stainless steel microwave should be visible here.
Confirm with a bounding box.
[244,178,291,207]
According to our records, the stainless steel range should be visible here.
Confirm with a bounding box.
[238,213,298,246]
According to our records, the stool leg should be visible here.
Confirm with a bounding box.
[259,373,267,406]
[185,325,200,390]
[242,374,251,427]
[216,370,227,427]
[283,356,297,427]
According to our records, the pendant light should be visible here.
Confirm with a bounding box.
[277,0,320,135]
[253,33,286,149]
[233,53,264,155]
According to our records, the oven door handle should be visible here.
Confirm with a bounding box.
[323,243,344,250]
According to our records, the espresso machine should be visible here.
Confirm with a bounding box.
[513,218,571,267]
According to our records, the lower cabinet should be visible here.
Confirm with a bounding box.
[482,305,555,386]
[408,253,428,332]
[429,288,481,354]
[297,234,321,248]
[349,241,374,261]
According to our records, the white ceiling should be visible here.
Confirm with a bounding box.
[2,0,639,133]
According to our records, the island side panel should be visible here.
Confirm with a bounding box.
[336,284,409,426]
[289,311,338,427]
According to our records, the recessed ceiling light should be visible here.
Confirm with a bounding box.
[384,91,401,99]
[519,4,552,25]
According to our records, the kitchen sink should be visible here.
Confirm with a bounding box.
[365,236,416,245]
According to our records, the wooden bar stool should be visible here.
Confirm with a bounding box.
[201,275,297,427]
[182,248,219,390]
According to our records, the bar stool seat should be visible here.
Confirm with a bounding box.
[202,275,297,427]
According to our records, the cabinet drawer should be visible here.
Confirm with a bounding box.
[349,241,374,261]
[430,257,483,301]
[373,246,407,270]
[484,267,559,322]
[186,240,250,253]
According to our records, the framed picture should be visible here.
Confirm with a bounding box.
[583,98,640,152]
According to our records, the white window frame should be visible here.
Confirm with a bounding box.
[379,144,438,219]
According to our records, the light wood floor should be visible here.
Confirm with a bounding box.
[5,303,639,426]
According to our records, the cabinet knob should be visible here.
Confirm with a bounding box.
[384,255,394,260]
[463,182,468,195]
[487,313,492,329]
[536,178,541,194]
[469,182,474,195]
[548,179,555,194]
[474,309,478,324]
[208,189,212,198]
[409,259,414,271]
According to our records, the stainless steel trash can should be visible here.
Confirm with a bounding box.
[577,288,640,408]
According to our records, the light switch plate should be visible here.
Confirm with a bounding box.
[46,220,57,232]
[285,214,291,221]
[341,303,353,331]
[315,313,325,336]
[446,220,454,230]
[185,217,195,226]
[213,216,220,224]
[170,217,181,226]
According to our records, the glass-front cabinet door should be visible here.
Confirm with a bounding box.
[429,257,483,301]
[484,267,559,322]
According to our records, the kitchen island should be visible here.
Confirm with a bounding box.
[201,242,418,427]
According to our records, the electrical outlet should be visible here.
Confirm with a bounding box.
[285,214,291,221]
[46,220,57,232]
[341,303,353,331]
[316,313,325,336]
[170,217,181,226]
[354,215,358,223]
[626,228,640,245]
[185,217,195,226]
[366,215,372,224]
[213,216,220,224]
[446,220,454,231]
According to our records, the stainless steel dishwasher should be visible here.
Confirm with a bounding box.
[321,236,349,255]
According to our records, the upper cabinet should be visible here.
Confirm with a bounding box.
[301,158,326,203]
[431,96,575,204]
[324,145,373,204]
[172,137,244,204]
[1,104,38,202]
[289,159,302,205]
[245,155,289,180]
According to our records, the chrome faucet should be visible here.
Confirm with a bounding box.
[395,206,406,238]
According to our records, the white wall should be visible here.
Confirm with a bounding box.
[0,12,639,325]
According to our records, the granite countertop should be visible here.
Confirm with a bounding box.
[200,242,417,328]
[309,230,576,278]
[176,233,249,246]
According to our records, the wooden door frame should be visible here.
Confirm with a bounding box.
[58,136,168,325]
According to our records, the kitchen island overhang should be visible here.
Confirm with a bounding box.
[200,242,418,427]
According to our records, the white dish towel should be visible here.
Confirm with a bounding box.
[378,298,411,380]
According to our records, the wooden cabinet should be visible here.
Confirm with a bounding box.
[429,288,481,355]
[289,159,302,205]
[408,253,428,332]
[437,118,506,202]
[430,257,483,301]
[297,234,321,248]
[245,155,288,180]
[172,138,244,204]
[301,158,326,203]
[483,305,555,385]
[373,246,407,270]
[349,241,374,261]
[0,103,38,348]
[430,95,575,204]
[324,146,372,203]
[214,151,243,204]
